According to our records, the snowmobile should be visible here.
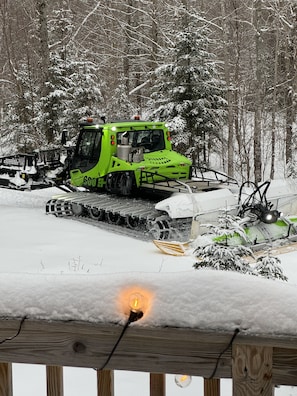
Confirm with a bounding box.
[153,178,297,255]
[203,179,297,250]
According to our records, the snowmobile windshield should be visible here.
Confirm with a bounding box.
[72,128,103,172]
[117,129,165,152]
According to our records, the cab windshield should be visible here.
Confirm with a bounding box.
[117,129,165,152]
[72,128,102,172]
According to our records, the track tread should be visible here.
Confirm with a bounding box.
[46,192,191,241]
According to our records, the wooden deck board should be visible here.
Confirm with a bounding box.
[0,319,296,385]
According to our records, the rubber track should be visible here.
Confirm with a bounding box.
[45,191,191,241]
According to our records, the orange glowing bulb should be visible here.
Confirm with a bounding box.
[129,293,145,313]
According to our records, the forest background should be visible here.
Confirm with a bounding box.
[0,0,296,184]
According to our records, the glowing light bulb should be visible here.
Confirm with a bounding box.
[127,292,146,322]
[175,374,192,388]
[119,288,152,323]
[129,293,145,313]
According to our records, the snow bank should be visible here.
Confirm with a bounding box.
[0,187,60,208]
[1,270,296,336]
[2,186,297,341]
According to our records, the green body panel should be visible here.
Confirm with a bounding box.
[213,217,296,247]
[70,120,192,191]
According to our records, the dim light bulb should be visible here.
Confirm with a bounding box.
[175,374,192,388]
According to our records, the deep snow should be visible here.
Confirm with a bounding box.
[1,187,297,395]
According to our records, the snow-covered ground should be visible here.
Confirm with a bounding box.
[1,187,297,395]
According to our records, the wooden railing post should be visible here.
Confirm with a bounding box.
[46,366,64,396]
[204,378,220,396]
[232,345,274,396]
[0,363,12,396]
[150,373,165,396]
[97,369,114,396]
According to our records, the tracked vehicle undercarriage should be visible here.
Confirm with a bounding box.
[45,184,212,242]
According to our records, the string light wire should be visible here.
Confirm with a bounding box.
[208,328,240,379]
[99,310,143,371]
[0,316,27,345]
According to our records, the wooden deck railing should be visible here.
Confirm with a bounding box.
[0,318,297,395]
[0,364,220,396]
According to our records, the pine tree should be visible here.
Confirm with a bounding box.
[148,8,226,166]
[31,7,103,146]
[1,61,40,151]
[193,213,254,274]
[193,213,288,282]
[42,7,103,143]
[64,54,104,136]
[254,252,288,281]
[35,3,103,143]
[36,51,69,148]
[105,76,136,120]
[201,214,250,244]
[193,243,255,274]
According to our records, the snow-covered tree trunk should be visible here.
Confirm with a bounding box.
[220,0,234,177]
[36,0,53,143]
[253,0,262,183]
[284,4,297,167]
[270,14,280,180]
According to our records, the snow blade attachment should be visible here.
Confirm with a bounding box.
[153,240,189,256]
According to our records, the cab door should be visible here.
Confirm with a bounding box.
[71,127,103,173]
